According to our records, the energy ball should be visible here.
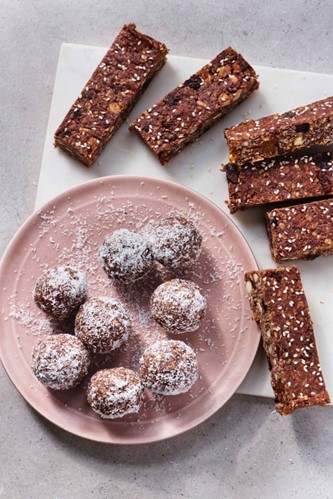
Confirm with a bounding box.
[139,339,199,395]
[98,228,154,283]
[150,279,207,333]
[74,296,131,354]
[87,367,144,419]
[31,334,90,390]
[148,215,202,268]
[33,265,87,321]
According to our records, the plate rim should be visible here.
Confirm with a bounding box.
[0,174,260,444]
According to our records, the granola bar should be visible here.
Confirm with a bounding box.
[245,266,330,415]
[54,24,168,166]
[266,198,333,262]
[129,47,259,164]
[225,152,333,214]
[224,96,333,166]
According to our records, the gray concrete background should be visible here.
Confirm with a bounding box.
[1,1,333,498]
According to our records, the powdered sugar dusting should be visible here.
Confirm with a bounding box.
[75,296,131,354]
[87,367,143,419]
[139,340,199,395]
[98,228,154,282]
[33,265,87,320]
[151,278,207,333]
[145,214,202,268]
[31,334,90,390]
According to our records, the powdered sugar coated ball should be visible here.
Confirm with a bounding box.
[148,215,202,268]
[74,296,131,354]
[87,367,144,419]
[151,279,207,333]
[139,339,199,395]
[31,334,90,390]
[98,229,154,283]
[33,265,87,321]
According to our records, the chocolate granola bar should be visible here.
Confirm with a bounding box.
[129,47,259,164]
[224,96,333,166]
[54,24,168,166]
[266,198,333,262]
[225,152,333,214]
[245,266,330,415]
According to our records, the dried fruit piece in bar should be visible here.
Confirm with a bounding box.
[245,266,330,415]
[129,47,259,164]
[224,96,333,166]
[265,198,333,262]
[224,151,333,214]
[54,23,169,166]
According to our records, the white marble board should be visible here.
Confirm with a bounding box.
[35,43,333,399]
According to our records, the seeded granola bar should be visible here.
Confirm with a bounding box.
[224,96,333,166]
[224,152,333,214]
[54,24,168,166]
[129,47,259,164]
[245,266,330,415]
[265,198,333,262]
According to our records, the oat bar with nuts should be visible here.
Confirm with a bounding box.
[224,96,333,166]
[266,198,333,262]
[225,152,333,214]
[129,47,259,165]
[245,266,330,415]
[54,24,168,166]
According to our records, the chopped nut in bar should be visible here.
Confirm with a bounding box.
[224,96,333,166]
[224,152,333,214]
[129,47,259,164]
[245,266,330,415]
[54,23,169,166]
[266,198,333,262]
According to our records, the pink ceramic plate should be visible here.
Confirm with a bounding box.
[0,176,259,444]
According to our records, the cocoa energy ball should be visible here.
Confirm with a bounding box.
[98,228,154,283]
[148,215,202,268]
[139,339,199,395]
[74,296,131,354]
[33,265,87,321]
[150,279,207,333]
[87,367,144,419]
[31,334,90,390]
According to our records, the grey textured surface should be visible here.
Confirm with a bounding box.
[1,1,333,498]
